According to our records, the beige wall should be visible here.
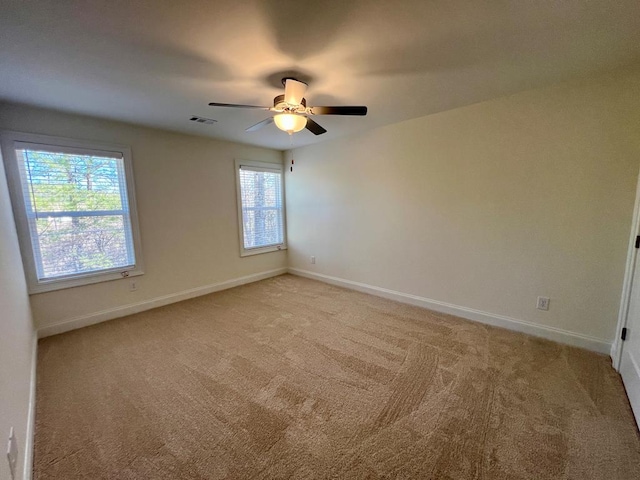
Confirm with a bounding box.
[286,66,640,343]
[0,150,35,480]
[0,103,286,331]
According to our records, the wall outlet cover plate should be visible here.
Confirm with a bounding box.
[536,296,550,311]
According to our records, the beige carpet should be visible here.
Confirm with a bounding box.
[34,274,640,479]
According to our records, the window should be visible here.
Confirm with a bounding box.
[1,132,143,293]
[235,159,286,256]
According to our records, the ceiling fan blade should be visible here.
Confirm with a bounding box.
[309,106,368,116]
[305,118,327,135]
[245,117,274,132]
[284,78,307,106]
[209,102,269,109]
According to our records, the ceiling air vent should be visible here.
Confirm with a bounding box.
[189,116,217,125]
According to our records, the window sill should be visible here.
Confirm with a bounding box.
[240,244,287,257]
[28,268,144,294]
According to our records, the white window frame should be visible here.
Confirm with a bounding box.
[1,131,144,294]
[235,159,287,257]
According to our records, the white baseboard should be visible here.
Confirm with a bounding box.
[288,268,612,355]
[611,340,621,368]
[37,268,288,338]
[23,332,37,480]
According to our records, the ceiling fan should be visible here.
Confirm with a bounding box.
[208,78,367,136]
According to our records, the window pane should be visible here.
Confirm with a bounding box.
[19,150,125,213]
[239,168,283,249]
[35,215,131,279]
[16,148,136,280]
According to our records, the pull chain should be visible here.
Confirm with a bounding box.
[289,134,294,172]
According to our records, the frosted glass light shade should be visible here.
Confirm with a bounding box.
[274,114,307,133]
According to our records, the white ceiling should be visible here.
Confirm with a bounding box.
[1,0,639,150]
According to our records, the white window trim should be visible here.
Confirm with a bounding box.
[235,159,287,257]
[1,131,144,294]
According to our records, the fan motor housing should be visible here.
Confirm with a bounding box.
[273,94,306,111]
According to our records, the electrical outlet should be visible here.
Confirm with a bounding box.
[536,296,550,311]
[310,256,316,264]
[129,279,138,292]
[7,427,17,480]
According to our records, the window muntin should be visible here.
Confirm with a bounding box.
[1,133,143,293]
[235,160,286,256]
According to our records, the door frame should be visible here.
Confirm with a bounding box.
[612,168,640,370]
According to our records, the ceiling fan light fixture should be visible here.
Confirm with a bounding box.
[273,113,307,134]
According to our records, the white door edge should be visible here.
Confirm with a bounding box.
[613,166,640,371]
